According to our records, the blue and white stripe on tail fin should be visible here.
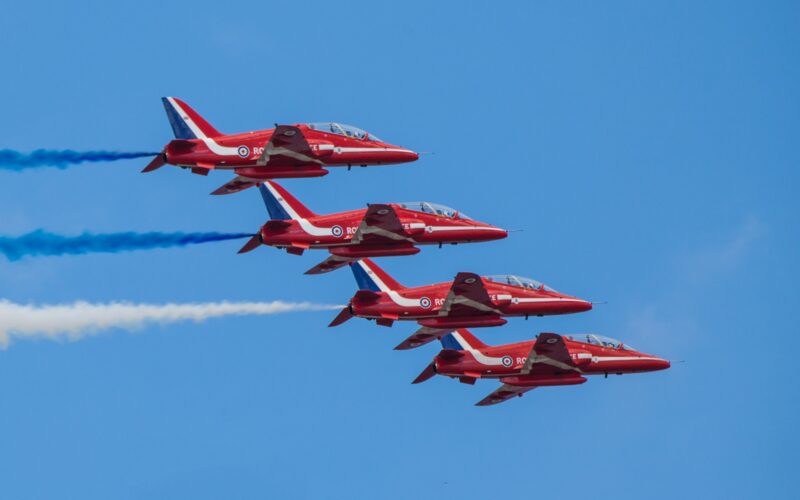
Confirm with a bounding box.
[161,97,222,140]
[350,258,404,292]
[441,329,489,351]
[258,181,316,221]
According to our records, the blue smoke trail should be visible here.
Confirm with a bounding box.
[0,150,160,170]
[0,230,252,261]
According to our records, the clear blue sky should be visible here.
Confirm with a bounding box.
[0,1,797,498]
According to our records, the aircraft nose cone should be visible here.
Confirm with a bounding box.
[640,357,670,371]
[559,299,593,313]
[475,226,508,241]
[387,148,419,163]
[654,358,671,371]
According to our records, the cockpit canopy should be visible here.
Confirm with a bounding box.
[306,122,383,142]
[397,202,471,220]
[483,275,556,292]
[566,334,635,351]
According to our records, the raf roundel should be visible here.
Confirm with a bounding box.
[419,297,432,309]
[331,225,344,238]
[501,356,513,367]
[237,145,250,158]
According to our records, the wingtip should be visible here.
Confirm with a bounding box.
[411,362,437,384]
[474,396,502,407]
[394,339,424,351]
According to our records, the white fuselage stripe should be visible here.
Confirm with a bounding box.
[513,298,587,303]
[426,226,506,233]
[451,332,506,366]
[336,147,414,154]
[592,356,663,362]
[387,291,422,307]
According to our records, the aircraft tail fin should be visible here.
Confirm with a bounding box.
[349,258,404,292]
[161,97,222,139]
[440,329,489,351]
[259,181,316,220]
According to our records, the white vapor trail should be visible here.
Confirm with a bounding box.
[0,300,342,348]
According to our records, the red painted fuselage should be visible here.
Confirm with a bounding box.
[345,262,592,329]
[144,97,420,194]
[259,205,507,253]
[414,330,670,405]
[163,124,418,174]
[435,335,670,380]
[240,182,508,274]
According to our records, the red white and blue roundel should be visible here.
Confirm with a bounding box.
[237,145,250,158]
[501,356,513,367]
[331,225,344,238]
[419,296,432,309]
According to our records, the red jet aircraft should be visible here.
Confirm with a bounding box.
[237,181,508,274]
[142,97,419,195]
[413,330,670,406]
[329,259,593,348]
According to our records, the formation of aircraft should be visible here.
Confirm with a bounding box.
[237,181,508,274]
[136,97,671,406]
[328,258,593,349]
[412,330,670,406]
[142,97,419,195]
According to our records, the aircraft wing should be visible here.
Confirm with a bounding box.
[477,335,581,406]
[438,273,501,317]
[475,384,536,407]
[350,204,414,245]
[258,125,323,167]
[211,176,262,195]
[305,255,356,275]
[521,333,577,374]
[394,326,453,350]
